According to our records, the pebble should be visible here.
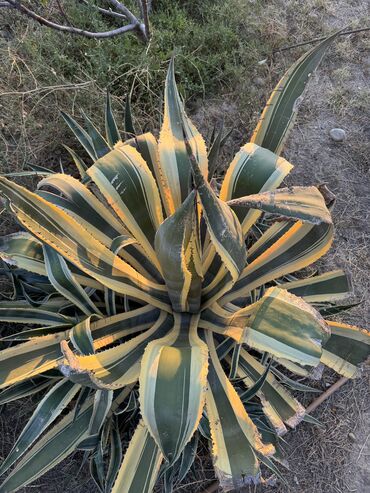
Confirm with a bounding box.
[329,128,346,142]
[348,432,356,442]
[254,77,265,87]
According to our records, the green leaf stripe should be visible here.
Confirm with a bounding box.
[43,244,102,316]
[251,32,339,153]
[59,312,172,389]
[0,379,80,476]
[140,312,208,464]
[112,421,163,493]
[0,400,94,492]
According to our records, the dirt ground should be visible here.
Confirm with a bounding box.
[0,1,369,493]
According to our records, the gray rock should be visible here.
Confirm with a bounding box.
[329,128,346,142]
[253,77,265,87]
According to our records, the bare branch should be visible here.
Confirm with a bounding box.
[107,0,140,25]
[136,0,151,15]
[306,376,349,414]
[140,0,150,40]
[79,0,128,21]
[4,0,142,39]
[107,0,147,40]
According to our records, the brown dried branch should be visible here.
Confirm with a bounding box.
[306,376,349,414]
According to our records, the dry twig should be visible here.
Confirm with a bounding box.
[0,0,149,41]
[273,27,370,54]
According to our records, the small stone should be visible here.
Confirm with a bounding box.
[254,77,265,87]
[329,128,346,142]
[348,432,356,442]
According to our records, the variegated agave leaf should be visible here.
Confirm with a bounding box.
[0,34,369,493]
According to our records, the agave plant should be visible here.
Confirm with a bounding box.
[0,33,369,493]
